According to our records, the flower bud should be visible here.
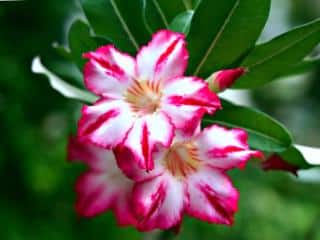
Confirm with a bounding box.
[208,67,247,93]
[262,154,298,176]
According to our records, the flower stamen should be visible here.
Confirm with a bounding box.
[164,142,201,178]
[125,80,162,116]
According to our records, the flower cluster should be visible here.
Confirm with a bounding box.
[69,30,261,231]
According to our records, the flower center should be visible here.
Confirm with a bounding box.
[125,80,162,116]
[164,142,201,179]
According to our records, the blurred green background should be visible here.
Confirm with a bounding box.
[0,0,319,239]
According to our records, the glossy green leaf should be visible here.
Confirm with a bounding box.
[234,19,320,88]
[68,20,109,70]
[169,10,194,35]
[278,146,312,169]
[191,0,201,9]
[202,100,293,152]
[41,44,83,87]
[187,0,270,77]
[32,57,97,103]
[52,42,72,60]
[143,0,186,33]
[279,56,320,78]
[80,0,150,54]
[180,0,201,10]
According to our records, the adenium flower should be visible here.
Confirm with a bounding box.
[208,68,246,92]
[78,30,220,171]
[116,125,262,231]
[67,136,137,226]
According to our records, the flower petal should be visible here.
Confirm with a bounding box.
[113,196,137,226]
[195,125,262,170]
[132,174,186,231]
[75,169,133,221]
[136,30,188,83]
[78,99,134,149]
[162,77,220,135]
[123,112,174,170]
[68,136,114,172]
[70,139,137,225]
[114,144,165,182]
[75,172,112,217]
[84,45,135,98]
[186,166,239,225]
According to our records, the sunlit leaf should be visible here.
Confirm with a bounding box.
[32,57,97,103]
[42,44,83,87]
[169,10,194,35]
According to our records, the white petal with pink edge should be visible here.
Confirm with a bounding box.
[136,30,187,83]
[69,138,136,225]
[84,45,135,98]
[75,170,133,220]
[132,173,186,231]
[114,144,166,182]
[68,136,116,172]
[195,125,262,169]
[161,77,220,136]
[186,166,239,225]
[78,99,134,149]
[161,104,205,137]
[122,112,174,171]
[162,77,206,96]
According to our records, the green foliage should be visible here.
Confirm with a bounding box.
[202,100,293,152]
[35,0,320,167]
[143,0,186,33]
[234,19,320,88]
[68,20,108,70]
[80,0,150,54]
[169,10,194,35]
[41,44,83,88]
[278,146,312,169]
[186,0,270,77]
[7,0,318,238]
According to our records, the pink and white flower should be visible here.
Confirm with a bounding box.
[78,30,220,171]
[67,136,136,226]
[116,125,262,231]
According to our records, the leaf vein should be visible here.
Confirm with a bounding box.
[152,0,169,28]
[194,0,240,75]
[110,0,139,50]
[246,28,320,69]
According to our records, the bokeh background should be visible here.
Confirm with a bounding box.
[0,0,319,239]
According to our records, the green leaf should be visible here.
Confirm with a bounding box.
[42,44,83,87]
[80,0,150,54]
[181,0,201,10]
[234,19,320,88]
[142,0,186,33]
[187,0,270,77]
[202,100,293,152]
[52,42,72,60]
[278,146,312,169]
[32,57,98,103]
[279,56,320,78]
[169,10,194,35]
[190,0,201,9]
[68,20,109,70]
